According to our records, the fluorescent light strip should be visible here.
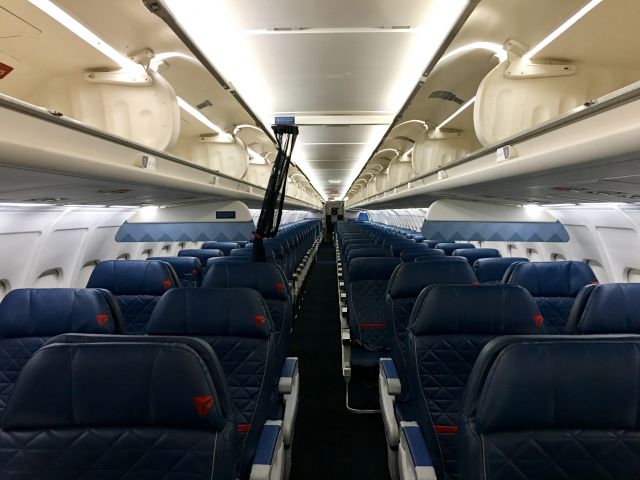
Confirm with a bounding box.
[28,0,140,70]
[177,97,232,141]
[522,0,603,64]
[439,42,508,64]
[241,27,419,35]
[436,96,476,130]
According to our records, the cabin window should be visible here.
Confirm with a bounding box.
[551,253,566,262]
[141,249,153,259]
[527,248,542,261]
[34,268,61,288]
[586,260,609,283]
[625,268,640,283]
[116,253,130,261]
[161,245,171,255]
[77,261,98,287]
[0,280,8,301]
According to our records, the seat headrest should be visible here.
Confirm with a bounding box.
[201,241,239,255]
[0,288,120,337]
[567,283,640,334]
[390,242,426,255]
[401,248,444,261]
[504,261,597,297]
[230,248,276,261]
[452,248,501,264]
[464,336,640,433]
[178,249,223,261]
[207,256,252,266]
[148,288,271,338]
[435,243,475,255]
[414,255,468,263]
[348,257,401,282]
[388,260,477,298]
[347,248,392,262]
[2,342,226,430]
[202,263,289,299]
[87,260,178,295]
[148,257,202,276]
[472,257,528,283]
[411,285,543,335]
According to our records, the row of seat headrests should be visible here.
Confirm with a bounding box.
[0,287,274,339]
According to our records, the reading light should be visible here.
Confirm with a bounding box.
[522,0,603,64]
[177,96,233,142]
[28,0,141,71]
[436,96,476,130]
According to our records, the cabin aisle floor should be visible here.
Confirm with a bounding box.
[288,243,391,480]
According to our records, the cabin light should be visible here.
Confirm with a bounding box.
[522,0,603,64]
[391,120,429,131]
[177,97,233,142]
[139,205,159,220]
[0,202,59,208]
[436,96,476,130]
[28,0,141,71]
[149,52,199,71]
[438,42,508,64]
[328,180,343,184]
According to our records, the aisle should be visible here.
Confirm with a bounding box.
[288,243,391,479]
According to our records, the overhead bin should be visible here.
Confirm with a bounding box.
[420,199,569,242]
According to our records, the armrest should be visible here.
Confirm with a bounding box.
[380,358,401,395]
[250,420,285,480]
[278,358,299,446]
[398,422,437,480]
[379,358,400,447]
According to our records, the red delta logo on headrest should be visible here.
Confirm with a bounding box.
[96,314,110,327]
[591,281,599,285]
[472,281,480,286]
[533,314,544,328]
[275,283,285,293]
[192,395,214,418]
[163,279,173,289]
[254,315,266,327]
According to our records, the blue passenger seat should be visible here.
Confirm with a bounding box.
[0,340,236,479]
[459,335,640,480]
[148,256,203,287]
[178,248,224,264]
[147,288,280,479]
[435,242,475,255]
[472,257,528,283]
[202,262,293,364]
[405,285,544,479]
[567,282,640,333]
[86,259,178,334]
[503,261,598,333]
[0,288,122,416]
[202,241,240,256]
[452,247,500,265]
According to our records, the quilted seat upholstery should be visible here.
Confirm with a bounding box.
[460,335,640,480]
[148,256,203,287]
[87,260,178,334]
[385,257,477,395]
[0,288,121,416]
[406,285,543,479]
[503,261,598,334]
[472,257,528,283]
[147,288,278,479]
[347,257,401,353]
[0,340,235,480]
[202,262,293,363]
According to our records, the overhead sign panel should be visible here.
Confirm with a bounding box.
[420,200,570,242]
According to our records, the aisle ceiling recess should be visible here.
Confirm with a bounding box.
[162,0,475,200]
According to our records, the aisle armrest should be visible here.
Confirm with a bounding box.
[278,357,299,446]
[379,358,401,447]
[250,420,285,480]
[398,422,437,480]
[380,358,401,395]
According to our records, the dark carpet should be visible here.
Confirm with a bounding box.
[288,243,391,480]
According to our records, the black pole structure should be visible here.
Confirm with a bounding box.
[253,123,299,261]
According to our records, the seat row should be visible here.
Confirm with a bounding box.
[0,284,300,479]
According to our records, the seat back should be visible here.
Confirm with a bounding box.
[407,285,543,478]
[347,257,401,352]
[148,256,203,287]
[568,283,640,333]
[435,242,475,255]
[400,248,444,262]
[0,340,235,480]
[385,258,477,392]
[346,247,392,266]
[202,262,292,363]
[178,248,224,264]
[147,288,277,478]
[87,260,178,334]
[0,288,121,415]
[201,241,240,256]
[504,261,598,333]
[452,248,500,265]
[472,257,528,283]
[460,335,640,480]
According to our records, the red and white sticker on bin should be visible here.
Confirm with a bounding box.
[0,62,14,80]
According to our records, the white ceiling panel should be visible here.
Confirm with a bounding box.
[165,0,470,199]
